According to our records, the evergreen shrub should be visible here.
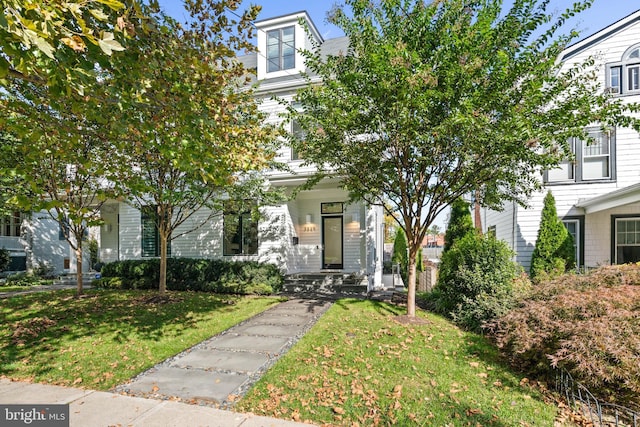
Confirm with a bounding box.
[443,198,474,253]
[0,248,10,272]
[95,258,283,294]
[530,191,575,282]
[434,232,527,332]
[392,228,408,284]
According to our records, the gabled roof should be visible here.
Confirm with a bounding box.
[576,182,640,214]
[560,9,640,62]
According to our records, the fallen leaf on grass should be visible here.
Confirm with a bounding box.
[73,377,82,385]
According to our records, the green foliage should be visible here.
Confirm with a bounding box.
[391,228,408,284]
[97,258,283,295]
[490,264,640,409]
[88,238,99,270]
[0,248,10,273]
[0,0,137,94]
[443,198,474,253]
[416,247,424,272]
[435,232,526,332]
[530,192,575,282]
[4,272,53,287]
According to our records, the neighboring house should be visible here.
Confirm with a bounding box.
[98,11,385,289]
[0,210,89,276]
[481,10,640,272]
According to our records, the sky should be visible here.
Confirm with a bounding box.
[157,0,640,44]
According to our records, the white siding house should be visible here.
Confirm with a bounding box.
[97,11,385,289]
[0,210,89,276]
[483,10,640,272]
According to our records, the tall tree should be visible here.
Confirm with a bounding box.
[1,83,119,296]
[530,191,575,282]
[443,198,474,253]
[291,0,640,316]
[106,2,281,293]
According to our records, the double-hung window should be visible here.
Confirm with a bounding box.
[562,217,584,269]
[545,128,614,184]
[607,45,640,95]
[0,212,24,237]
[267,26,295,73]
[613,216,640,264]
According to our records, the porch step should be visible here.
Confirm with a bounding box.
[282,273,368,296]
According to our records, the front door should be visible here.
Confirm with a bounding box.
[322,216,343,269]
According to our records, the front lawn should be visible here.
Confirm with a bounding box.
[237,299,559,426]
[0,290,281,390]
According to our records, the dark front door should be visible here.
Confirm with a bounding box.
[322,216,343,269]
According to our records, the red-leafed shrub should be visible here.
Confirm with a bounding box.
[488,264,640,409]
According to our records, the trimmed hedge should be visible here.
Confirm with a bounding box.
[95,258,283,295]
[488,264,640,410]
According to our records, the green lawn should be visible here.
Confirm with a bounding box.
[0,290,281,390]
[237,299,559,426]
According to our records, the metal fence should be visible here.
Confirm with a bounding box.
[555,368,639,427]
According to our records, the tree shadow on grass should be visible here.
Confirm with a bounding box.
[0,289,270,386]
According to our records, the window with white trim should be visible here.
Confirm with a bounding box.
[607,45,640,94]
[562,218,581,268]
[0,212,24,237]
[545,128,614,183]
[614,217,640,264]
[267,27,295,73]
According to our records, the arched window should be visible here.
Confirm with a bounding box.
[607,44,640,94]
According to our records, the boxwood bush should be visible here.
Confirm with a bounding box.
[433,232,528,333]
[95,258,283,295]
[488,264,640,410]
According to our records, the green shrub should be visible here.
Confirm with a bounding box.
[99,258,283,295]
[489,264,640,409]
[4,272,53,287]
[392,228,408,284]
[529,191,575,282]
[0,248,10,273]
[443,198,474,253]
[434,232,525,332]
[92,277,124,289]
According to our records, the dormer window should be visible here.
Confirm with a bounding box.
[607,45,640,95]
[254,12,323,81]
[267,27,295,73]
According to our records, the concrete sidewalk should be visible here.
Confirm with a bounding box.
[0,379,310,426]
[0,298,332,426]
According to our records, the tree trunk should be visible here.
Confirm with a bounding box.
[474,189,482,232]
[75,246,83,297]
[159,232,168,294]
[406,259,417,317]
